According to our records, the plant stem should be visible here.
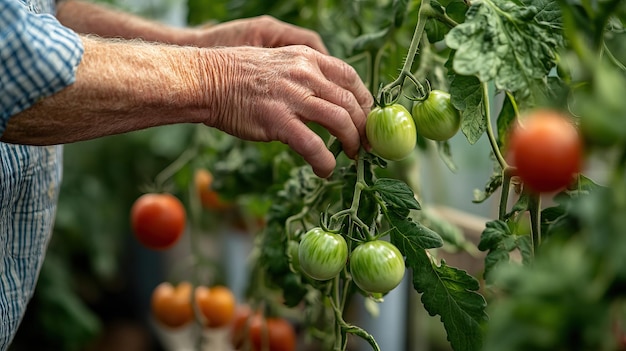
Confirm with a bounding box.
[154,147,198,190]
[483,82,508,170]
[528,191,542,255]
[377,0,431,102]
[498,168,514,220]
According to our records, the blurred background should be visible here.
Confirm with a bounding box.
[9,1,497,350]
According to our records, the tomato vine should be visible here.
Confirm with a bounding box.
[136,0,626,350]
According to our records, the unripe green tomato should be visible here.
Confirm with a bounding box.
[365,104,417,161]
[350,240,405,294]
[412,90,461,141]
[298,228,348,281]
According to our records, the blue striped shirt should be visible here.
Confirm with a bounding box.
[0,0,84,348]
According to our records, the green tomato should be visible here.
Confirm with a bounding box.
[298,228,348,281]
[366,104,417,161]
[412,90,461,141]
[350,240,405,294]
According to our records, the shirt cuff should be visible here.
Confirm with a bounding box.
[0,2,84,136]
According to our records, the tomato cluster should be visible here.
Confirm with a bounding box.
[150,282,236,329]
[293,227,405,295]
[150,282,296,350]
[365,91,461,161]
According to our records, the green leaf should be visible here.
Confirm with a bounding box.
[400,246,486,351]
[496,93,517,147]
[445,0,564,97]
[449,74,486,144]
[472,171,503,203]
[388,213,444,250]
[371,178,421,213]
[478,220,530,283]
[389,213,485,351]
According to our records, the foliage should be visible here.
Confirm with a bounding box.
[16,0,626,350]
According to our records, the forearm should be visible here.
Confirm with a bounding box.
[55,0,199,45]
[1,36,222,145]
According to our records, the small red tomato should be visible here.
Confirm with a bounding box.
[508,110,583,193]
[130,193,186,250]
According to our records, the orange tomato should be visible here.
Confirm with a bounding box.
[194,169,233,211]
[151,281,194,328]
[131,193,186,250]
[195,285,236,328]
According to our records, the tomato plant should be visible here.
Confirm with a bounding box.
[195,285,236,328]
[121,1,626,351]
[412,89,462,141]
[130,193,186,250]
[507,109,583,193]
[350,240,406,294]
[365,104,417,161]
[298,227,348,281]
[151,281,194,328]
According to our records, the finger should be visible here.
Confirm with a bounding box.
[279,24,329,54]
[297,93,362,158]
[314,54,373,115]
[277,118,336,178]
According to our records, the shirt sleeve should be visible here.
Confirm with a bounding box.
[0,1,84,136]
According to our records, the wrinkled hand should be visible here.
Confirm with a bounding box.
[204,45,373,178]
[192,16,328,53]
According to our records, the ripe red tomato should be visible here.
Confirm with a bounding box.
[151,281,194,328]
[508,110,583,193]
[195,285,236,328]
[248,315,296,351]
[130,193,186,250]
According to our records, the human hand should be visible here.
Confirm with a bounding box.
[190,16,328,53]
[202,45,372,178]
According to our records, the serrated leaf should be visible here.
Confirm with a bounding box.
[371,178,421,213]
[405,249,487,351]
[445,0,564,97]
[388,213,486,351]
[478,220,530,283]
[449,74,486,144]
[388,213,444,250]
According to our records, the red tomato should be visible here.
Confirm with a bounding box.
[508,110,583,193]
[248,316,296,351]
[130,193,186,250]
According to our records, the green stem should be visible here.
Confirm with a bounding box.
[377,0,430,103]
[528,191,542,255]
[483,82,508,170]
[154,147,198,190]
[602,41,626,72]
[498,168,514,220]
[421,3,459,28]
